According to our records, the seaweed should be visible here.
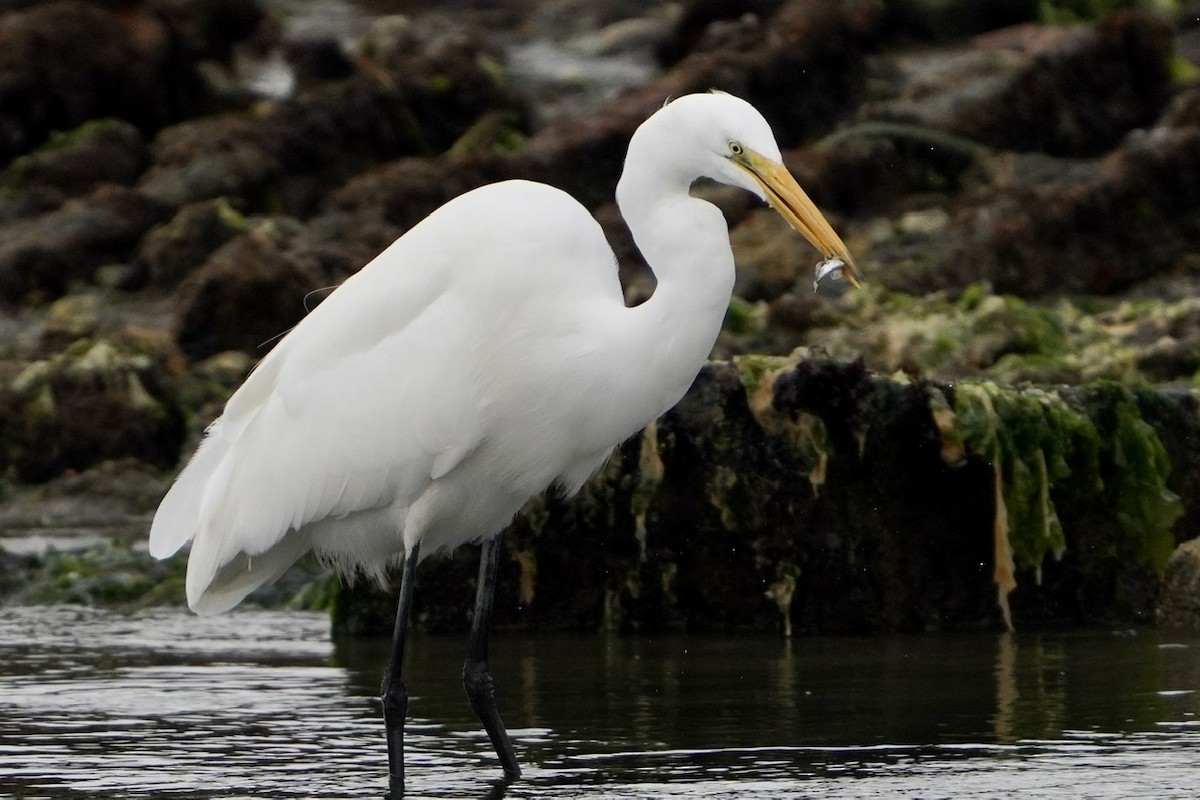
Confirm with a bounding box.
[935,380,1181,629]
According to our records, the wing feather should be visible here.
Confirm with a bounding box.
[149,179,625,611]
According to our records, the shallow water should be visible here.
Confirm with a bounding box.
[1,607,1199,798]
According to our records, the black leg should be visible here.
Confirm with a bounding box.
[382,541,420,799]
[463,532,521,779]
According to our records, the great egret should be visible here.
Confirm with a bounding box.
[149,90,859,796]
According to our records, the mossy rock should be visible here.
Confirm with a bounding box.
[1037,0,1179,24]
[1,118,148,198]
[6,542,186,608]
[0,338,185,483]
[935,379,1183,628]
[326,359,1195,636]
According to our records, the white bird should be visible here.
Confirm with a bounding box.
[148,90,859,797]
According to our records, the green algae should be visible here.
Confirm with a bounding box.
[213,197,250,234]
[475,53,507,88]
[1084,384,1184,571]
[936,379,1182,628]
[797,282,1196,387]
[1,118,133,193]
[1,541,337,612]
[1169,55,1200,86]
[8,543,187,608]
[733,353,794,401]
[1037,0,1178,24]
[445,113,528,161]
[631,421,664,562]
[951,384,1078,570]
[733,354,831,494]
[725,296,768,336]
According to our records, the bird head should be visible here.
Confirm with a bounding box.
[659,92,862,289]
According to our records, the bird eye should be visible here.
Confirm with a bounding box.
[728,140,744,156]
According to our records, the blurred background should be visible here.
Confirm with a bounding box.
[2,0,1200,626]
[5,3,1200,797]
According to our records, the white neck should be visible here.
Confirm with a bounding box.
[609,127,737,427]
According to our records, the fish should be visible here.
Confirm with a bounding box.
[813,257,848,292]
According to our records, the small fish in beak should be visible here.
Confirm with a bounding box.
[813,257,850,293]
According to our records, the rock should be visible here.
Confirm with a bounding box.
[678,14,1186,296]
[863,12,1174,157]
[322,156,499,230]
[1135,332,1200,381]
[300,210,408,287]
[0,119,149,218]
[135,197,249,288]
[875,0,1038,43]
[1164,84,1200,128]
[41,292,107,352]
[502,3,671,128]
[259,78,451,212]
[657,0,786,64]
[149,0,264,63]
[795,122,986,215]
[0,539,187,608]
[282,37,357,87]
[332,359,1196,635]
[137,114,280,209]
[172,216,326,359]
[1158,538,1200,629]
[275,16,523,201]
[0,185,171,302]
[139,17,524,216]
[743,280,1200,391]
[0,0,230,166]
[355,17,522,151]
[0,336,186,483]
[685,0,875,145]
[0,458,168,548]
[507,0,874,210]
[853,82,1200,297]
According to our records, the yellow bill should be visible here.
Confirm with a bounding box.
[731,148,862,289]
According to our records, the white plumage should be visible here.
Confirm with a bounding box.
[149,90,860,792]
[149,91,859,619]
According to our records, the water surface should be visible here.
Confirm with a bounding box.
[2,606,1198,798]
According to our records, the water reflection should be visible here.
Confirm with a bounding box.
[1,606,1199,798]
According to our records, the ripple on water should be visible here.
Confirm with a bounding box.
[2,607,1200,798]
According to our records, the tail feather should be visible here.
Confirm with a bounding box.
[152,415,316,615]
[148,421,231,559]
[188,528,313,615]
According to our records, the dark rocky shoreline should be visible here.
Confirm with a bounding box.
[3,0,1200,633]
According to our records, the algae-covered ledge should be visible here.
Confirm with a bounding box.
[329,358,1200,637]
[0,1,1198,638]
[3,354,1197,635]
